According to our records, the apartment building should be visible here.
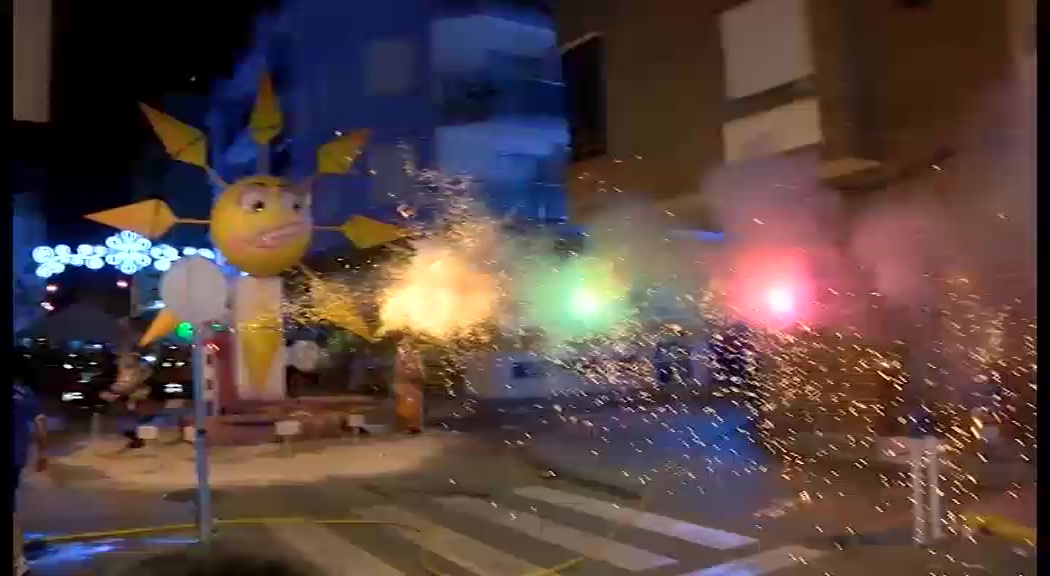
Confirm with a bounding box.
[556,0,1034,230]
[206,0,570,254]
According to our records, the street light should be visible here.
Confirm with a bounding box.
[45,284,58,293]
[116,279,130,288]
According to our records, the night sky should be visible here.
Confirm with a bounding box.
[40,0,278,242]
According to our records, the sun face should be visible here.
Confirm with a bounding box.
[209,175,313,276]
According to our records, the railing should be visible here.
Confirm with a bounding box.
[439,76,565,124]
[436,0,554,17]
[480,180,568,220]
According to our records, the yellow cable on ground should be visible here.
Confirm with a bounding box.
[960,513,1036,546]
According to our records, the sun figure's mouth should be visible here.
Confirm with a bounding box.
[243,222,309,249]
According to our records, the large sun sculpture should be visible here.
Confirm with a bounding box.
[85,71,405,399]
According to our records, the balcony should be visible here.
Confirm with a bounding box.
[439,75,564,125]
[481,180,567,221]
[436,0,554,22]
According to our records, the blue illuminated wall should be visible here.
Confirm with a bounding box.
[14,192,47,337]
[207,0,570,254]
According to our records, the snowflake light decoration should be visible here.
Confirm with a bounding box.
[31,230,216,278]
[104,230,154,274]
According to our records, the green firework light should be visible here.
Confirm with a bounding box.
[521,256,632,340]
[175,321,194,341]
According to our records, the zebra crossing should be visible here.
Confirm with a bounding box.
[258,485,826,576]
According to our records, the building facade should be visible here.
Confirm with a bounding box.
[556,0,1034,229]
[207,0,569,254]
[13,192,48,338]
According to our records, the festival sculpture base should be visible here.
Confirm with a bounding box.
[232,275,287,401]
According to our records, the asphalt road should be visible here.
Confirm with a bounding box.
[24,401,1037,576]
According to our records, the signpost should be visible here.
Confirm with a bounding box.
[159,256,228,545]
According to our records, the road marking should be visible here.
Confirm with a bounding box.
[435,496,676,572]
[361,505,542,575]
[267,523,404,576]
[515,486,757,550]
[679,545,826,576]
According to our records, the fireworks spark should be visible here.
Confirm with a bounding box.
[378,216,505,342]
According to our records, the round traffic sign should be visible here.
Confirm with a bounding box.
[159,256,228,325]
[287,340,321,371]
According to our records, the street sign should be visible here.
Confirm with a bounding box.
[159,256,226,545]
[159,256,228,325]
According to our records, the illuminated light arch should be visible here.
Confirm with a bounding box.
[31,230,217,279]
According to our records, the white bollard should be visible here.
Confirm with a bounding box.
[910,435,946,545]
[137,425,159,442]
[927,436,943,540]
[275,420,302,456]
[911,439,927,544]
[346,414,366,438]
[90,412,101,445]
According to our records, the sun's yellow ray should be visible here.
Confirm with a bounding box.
[139,103,208,168]
[84,199,183,239]
[339,215,408,249]
[316,129,370,174]
[139,309,181,346]
[249,72,283,145]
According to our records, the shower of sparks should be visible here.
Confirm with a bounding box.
[269,119,1034,569]
[518,256,634,345]
[378,209,506,342]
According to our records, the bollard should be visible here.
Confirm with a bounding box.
[346,414,366,439]
[927,436,942,540]
[275,420,302,456]
[137,425,160,443]
[90,411,102,445]
[910,435,945,545]
[911,439,927,544]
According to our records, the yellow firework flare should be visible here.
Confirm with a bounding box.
[379,223,504,341]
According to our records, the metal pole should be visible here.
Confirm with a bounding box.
[927,436,942,540]
[191,324,213,544]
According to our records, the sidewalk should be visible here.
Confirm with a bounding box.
[48,429,538,493]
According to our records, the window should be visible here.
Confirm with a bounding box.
[365,39,415,97]
[561,35,607,162]
[719,0,814,99]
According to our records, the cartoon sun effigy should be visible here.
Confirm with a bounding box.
[85,72,404,400]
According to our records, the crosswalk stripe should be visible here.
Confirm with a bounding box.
[435,496,677,572]
[514,486,757,550]
[361,505,543,576]
[678,545,826,576]
[267,522,405,576]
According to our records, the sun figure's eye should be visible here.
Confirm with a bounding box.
[239,189,268,213]
[279,191,310,215]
